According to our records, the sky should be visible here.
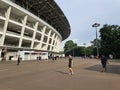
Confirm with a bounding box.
[55,0,120,48]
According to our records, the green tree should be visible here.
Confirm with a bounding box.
[65,46,84,57]
[85,46,94,56]
[90,39,101,56]
[64,40,77,54]
[99,24,120,58]
[91,39,101,48]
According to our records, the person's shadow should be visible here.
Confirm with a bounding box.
[85,64,120,75]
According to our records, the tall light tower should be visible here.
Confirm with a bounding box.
[92,23,100,58]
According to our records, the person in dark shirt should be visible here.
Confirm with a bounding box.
[101,55,109,72]
[1,48,7,62]
[68,55,74,75]
[17,55,21,65]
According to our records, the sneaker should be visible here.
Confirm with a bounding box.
[71,72,74,75]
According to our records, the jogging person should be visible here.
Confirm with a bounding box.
[68,54,74,75]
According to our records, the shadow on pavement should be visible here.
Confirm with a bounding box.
[56,71,68,75]
[85,64,120,75]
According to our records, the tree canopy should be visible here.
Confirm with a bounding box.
[99,24,120,58]
[64,40,77,53]
[64,40,85,56]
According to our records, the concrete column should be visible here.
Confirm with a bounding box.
[1,7,11,46]
[31,22,38,49]
[19,15,28,48]
[50,33,55,51]
[46,30,51,50]
[56,39,61,52]
[39,26,46,48]
[53,36,58,52]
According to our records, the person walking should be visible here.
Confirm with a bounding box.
[68,54,74,75]
[17,55,21,65]
[100,55,109,72]
[1,48,7,62]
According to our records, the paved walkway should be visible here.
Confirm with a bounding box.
[0,58,120,90]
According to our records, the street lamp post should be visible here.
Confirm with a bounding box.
[92,23,100,58]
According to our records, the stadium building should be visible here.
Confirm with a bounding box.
[0,0,71,61]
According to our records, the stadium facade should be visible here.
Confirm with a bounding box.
[0,0,71,60]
